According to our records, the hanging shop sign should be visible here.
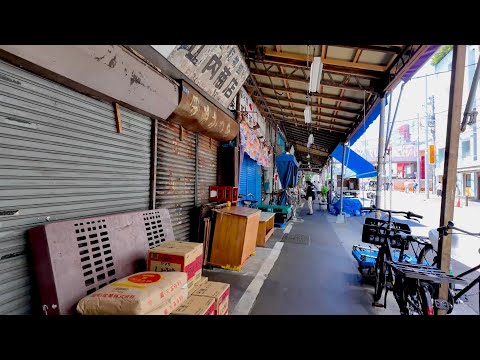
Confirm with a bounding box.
[169,83,239,142]
[0,45,179,120]
[238,87,272,167]
[165,45,250,109]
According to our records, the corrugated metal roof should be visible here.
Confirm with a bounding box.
[240,45,431,167]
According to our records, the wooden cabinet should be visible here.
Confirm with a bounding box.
[209,206,260,271]
[256,212,275,247]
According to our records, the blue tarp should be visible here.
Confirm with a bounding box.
[331,144,377,179]
[330,197,363,217]
[276,153,299,205]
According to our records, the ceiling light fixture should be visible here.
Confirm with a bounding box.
[304,105,312,124]
[308,57,323,93]
[307,133,314,147]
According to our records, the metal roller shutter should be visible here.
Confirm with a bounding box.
[239,153,262,205]
[156,121,195,240]
[0,60,152,315]
[197,134,219,206]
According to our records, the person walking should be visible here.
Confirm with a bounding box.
[305,181,315,215]
[286,185,298,219]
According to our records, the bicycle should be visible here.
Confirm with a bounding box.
[416,221,480,314]
[238,193,258,208]
[361,206,465,315]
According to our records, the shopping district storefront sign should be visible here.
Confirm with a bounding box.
[166,45,250,110]
[239,88,272,168]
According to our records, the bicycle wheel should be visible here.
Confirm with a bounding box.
[405,282,434,315]
[373,248,386,302]
[417,244,438,266]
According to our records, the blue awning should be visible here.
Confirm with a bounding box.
[349,95,389,147]
[331,144,377,179]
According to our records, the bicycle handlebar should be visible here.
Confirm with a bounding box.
[360,206,423,220]
[439,221,480,237]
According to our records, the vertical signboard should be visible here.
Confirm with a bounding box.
[429,144,435,164]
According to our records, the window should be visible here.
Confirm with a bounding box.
[462,140,471,159]
[437,148,445,164]
[448,62,452,71]
[465,173,472,187]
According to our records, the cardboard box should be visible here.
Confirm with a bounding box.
[76,272,187,315]
[171,295,216,315]
[146,286,188,315]
[187,276,209,297]
[148,241,203,288]
[193,281,230,315]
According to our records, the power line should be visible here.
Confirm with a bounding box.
[409,62,478,81]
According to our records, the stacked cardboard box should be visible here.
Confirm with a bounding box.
[148,241,203,289]
[192,281,230,315]
[171,295,216,315]
[188,276,208,296]
[77,272,188,315]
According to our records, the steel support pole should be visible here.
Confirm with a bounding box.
[425,77,430,199]
[376,96,386,219]
[330,156,334,205]
[417,113,421,193]
[339,144,347,216]
[437,45,466,315]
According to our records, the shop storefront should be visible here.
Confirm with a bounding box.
[0,46,179,314]
[237,88,276,205]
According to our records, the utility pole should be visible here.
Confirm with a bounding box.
[425,75,430,199]
[416,113,421,194]
[430,95,437,196]
[437,45,466,315]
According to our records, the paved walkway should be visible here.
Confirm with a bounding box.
[206,198,478,315]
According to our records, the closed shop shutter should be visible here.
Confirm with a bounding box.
[0,60,152,314]
[156,121,195,240]
[239,153,262,205]
[197,134,219,206]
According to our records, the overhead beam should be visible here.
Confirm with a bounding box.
[264,49,387,72]
[292,144,329,157]
[268,106,355,124]
[248,83,365,106]
[274,117,346,134]
[332,45,402,54]
[246,56,381,79]
[284,128,340,145]
[249,69,375,93]
[384,45,429,93]
[272,111,350,130]
[262,95,361,115]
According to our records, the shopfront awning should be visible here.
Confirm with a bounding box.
[332,144,377,179]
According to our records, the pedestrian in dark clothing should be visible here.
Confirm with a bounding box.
[305,181,315,215]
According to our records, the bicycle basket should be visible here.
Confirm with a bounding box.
[361,218,411,249]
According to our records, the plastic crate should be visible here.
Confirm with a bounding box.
[209,186,238,203]
[361,218,411,249]
[209,186,226,202]
[257,205,292,224]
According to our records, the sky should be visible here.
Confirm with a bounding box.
[352,46,479,157]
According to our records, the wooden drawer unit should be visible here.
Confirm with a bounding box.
[209,206,260,271]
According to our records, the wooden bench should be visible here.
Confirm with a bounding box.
[256,212,276,247]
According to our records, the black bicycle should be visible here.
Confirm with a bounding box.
[417,221,480,314]
[360,206,463,315]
